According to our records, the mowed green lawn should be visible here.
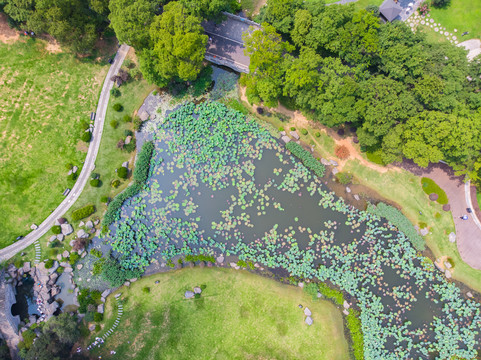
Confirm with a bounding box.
[0,39,107,248]
[429,0,481,40]
[93,268,349,360]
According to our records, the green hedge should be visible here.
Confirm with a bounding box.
[346,309,364,360]
[286,142,325,178]
[71,204,95,221]
[367,202,425,251]
[102,141,155,227]
[421,177,448,205]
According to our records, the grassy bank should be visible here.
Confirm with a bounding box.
[92,268,349,359]
[0,39,107,248]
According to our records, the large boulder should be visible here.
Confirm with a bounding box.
[281,135,291,144]
[77,229,87,238]
[304,307,312,316]
[290,131,300,140]
[305,316,313,326]
[61,223,73,236]
[184,291,195,299]
[56,234,64,241]
[193,287,202,294]
[23,262,31,273]
[49,235,57,243]
[85,220,93,229]
[448,232,456,243]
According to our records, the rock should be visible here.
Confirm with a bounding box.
[94,219,100,225]
[124,281,130,287]
[56,234,64,241]
[57,218,67,224]
[72,166,78,173]
[97,304,104,314]
[77,264,83,270]
[290,130,300,140]
[353,194,360,201]
[317,292,322,298]
[125,136,132,145]
[101,297,105,303]
[67,169,72,175]
[467,292,473,298]
[305,316,313,326]
[57,254,62,261]
[62,250,69,259]
[155,280,160,284]
[216,255,225,264]
[298,282,304,289]
[280,131,286,136]
[89,324,96,331]
[23,262,31,273]
[30,223,38,230]
[69,239,76,247]
[193,287,202,294]
[122,161,129,168]
[85,220,93,229]
[448,232,456,243]
[442,204,451,212]
[101,289,111,299]
[61,223,73,236]
[230,262,240,270]
[321,158,330,165]
[79,221,85,227]
[332,168,339,175]
[49,235,57,243]
[343,300,350,309]
[343,309,349,316]
[115,293,122,299]
[444,261,452,269]
[304,307,312,316]
[130,278,138,282]
[77,229,87,238]
[346,187,351,193]
[420,228,429,236]
[445,270,452,279]
[329,160,338,166]
[429,193,438,201]
[54,219,61,226]
[50,286,60,297]
[281,135,291,144]
[81,252,87,258]
[63,266,73,273]
[184,291,195,299]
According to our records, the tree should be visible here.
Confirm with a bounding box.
[117,166,128,178]
[243,23,293,107]
[109,0,158,50]
[257,0,303,34]
[179,0,239,19]
[3,0,35,22]
[142,1,208,84]
[413,74,445,109]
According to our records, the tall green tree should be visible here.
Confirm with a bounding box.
[180,0,239,19]
[243,23,293,107]
[144,1,208,83]
[257,0,303,34]
[109,0,158,50]
[3,0,34,22]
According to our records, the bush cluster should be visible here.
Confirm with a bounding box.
[100,255,142,287]
[421,177,448,205]
[81,132,92,143]
[367,202,426,251]
[184,254,215,263]
[71,204,95,221]
[335,145,350,159]
[117,166,128,179]
[90,179,101,187]
[102,141,155,226]
[113,103,123,112]
[346,309,365,360]
[51,225,61,234]
[286,142,325,177]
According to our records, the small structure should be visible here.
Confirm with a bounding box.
[379,0,402,22]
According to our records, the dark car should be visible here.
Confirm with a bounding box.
[467,208,473,213]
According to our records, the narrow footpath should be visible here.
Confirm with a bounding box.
[0,44,130,263]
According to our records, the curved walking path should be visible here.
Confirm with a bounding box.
[0,44,130,263]
[400,161,481,270]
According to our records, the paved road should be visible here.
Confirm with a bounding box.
[0,45,130,263]
[401,161,481,270]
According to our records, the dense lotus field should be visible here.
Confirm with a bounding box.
[106,102,481,359]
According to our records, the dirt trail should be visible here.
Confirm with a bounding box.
[0,14,19,43]
[239,86,393,174]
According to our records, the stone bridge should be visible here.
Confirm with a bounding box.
[202,12,261,73]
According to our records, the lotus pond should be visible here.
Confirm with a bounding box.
[105,102,481,359]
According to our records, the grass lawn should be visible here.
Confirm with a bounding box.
[0,39,107,248]
[429,0,481,40]
[92,268,349,360]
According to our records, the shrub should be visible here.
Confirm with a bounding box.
[278,126,284,131]
[123,138,136,153]
[51,225,61,234]
[71,204,95,221]
[113,103,123,112]
[419,221,428,229]
[90,179,101,187]
[117,166,128,179]
[67,172,78,182]
[94,312,103,322]
[301,129,308,135]
[110,88,121,97]
[347,309,364,360]
[103,141,155,226]
[290,127,296,131]
[335,145,350,159]
[336,172,353,185]
[57,266,64,274]
[65,163,73,170]
[45,259,54,269]
[421,177,448,205]
[367,202,426,251]
[72,238,87,251]
[80,120,90,131]
[69,252,80,265]
[95,324,101,332]
[92,258,105,275]
[142,287,150,294]
[101,255,142,287]
[124,129,133,137]
[286,142,325,178]
[366,150,385,165]
[110,119,119,129]
[153,90,158,96]
[81,132,92,143]
[100,196,110,203]
[315,131,321,137]
[111,179,120,188]
[78,289,101,314]
[133,116,142,131]
[122,114,132,123]
[21,329,36,349]
[91,249,103,258]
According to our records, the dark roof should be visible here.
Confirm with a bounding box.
[379,0,403,22]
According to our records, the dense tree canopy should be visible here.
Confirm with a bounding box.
[244,0,481,179]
